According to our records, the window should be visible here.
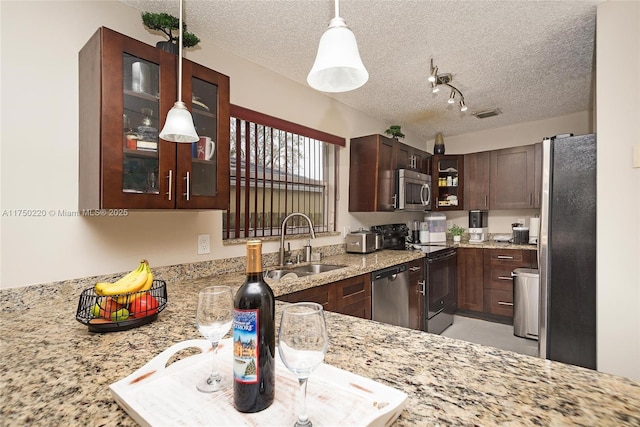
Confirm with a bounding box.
[224,106,344,240]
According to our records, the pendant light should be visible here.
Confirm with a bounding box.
[307,0,368,93]
[159,0,199,143]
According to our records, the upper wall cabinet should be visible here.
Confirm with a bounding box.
[349,134,432,212]
[432,155,464,211]
[79,27,230,210]
[349,134,396,212]
[464,151,491,210]
[489,145,536,209]
[396,143,431,174]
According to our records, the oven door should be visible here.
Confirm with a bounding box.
[425,249,457,333]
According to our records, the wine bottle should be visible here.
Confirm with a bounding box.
[233,240,275,413]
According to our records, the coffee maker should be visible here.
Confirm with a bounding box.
[468,210,488,243]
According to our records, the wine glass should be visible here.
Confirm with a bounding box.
[278,302,328,427]
[195,285,233,393]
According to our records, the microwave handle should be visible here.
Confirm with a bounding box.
[421,183,431,206]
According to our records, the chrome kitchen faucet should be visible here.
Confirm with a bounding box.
[279,213,316,266]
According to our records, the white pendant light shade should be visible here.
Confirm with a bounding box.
[307,16,368,93]
[160,0,199,143]
[160,101,199,143]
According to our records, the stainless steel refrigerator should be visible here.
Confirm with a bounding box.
[538,134,597,369]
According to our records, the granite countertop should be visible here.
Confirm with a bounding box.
[2,250,639,426]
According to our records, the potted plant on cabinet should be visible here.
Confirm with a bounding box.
[449,224,465,242]
[384,125,405,140]
[141,12,200,54]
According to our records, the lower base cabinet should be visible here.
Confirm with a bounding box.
[277,273,372,320]
[456,248,535,320]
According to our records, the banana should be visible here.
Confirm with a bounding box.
[94,260,149,297]
[139,261,154,291]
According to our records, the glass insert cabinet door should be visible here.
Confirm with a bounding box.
[122,53,161,196]
[175,59,230,210]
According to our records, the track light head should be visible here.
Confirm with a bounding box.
[448,90,456,104]
[460,99,467,112]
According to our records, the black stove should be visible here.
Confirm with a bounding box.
[370,224,408,250]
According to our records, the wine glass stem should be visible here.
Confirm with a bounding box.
[207,341,221,384]
[295,378,312,427]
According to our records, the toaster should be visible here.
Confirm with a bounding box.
[346,230,377,254]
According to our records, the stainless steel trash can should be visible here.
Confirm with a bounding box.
[512,268,539,340]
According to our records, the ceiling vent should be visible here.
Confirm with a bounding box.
[472,108,502,119]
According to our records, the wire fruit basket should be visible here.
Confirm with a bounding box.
[76,280,168,332]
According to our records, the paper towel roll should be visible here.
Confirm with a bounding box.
[529,217,540,238]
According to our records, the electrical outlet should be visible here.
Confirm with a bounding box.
[343,226,351,238]
[446,220,453,230]
[197,234,210,255]
[517,218,525,225]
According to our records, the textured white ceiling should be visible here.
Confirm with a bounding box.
[120,0,600,141]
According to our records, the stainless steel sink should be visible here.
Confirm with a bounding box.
[291,264,346,274]
[265,264,346,281]
[265,269,311,281]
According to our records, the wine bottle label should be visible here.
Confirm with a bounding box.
[233,308,259,384]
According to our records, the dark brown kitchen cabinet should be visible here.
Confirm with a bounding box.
[489,145,536,209]
[396,144,430,174]
[278,273,371,320]
[456,248,484,312]
[407,259,425,330]
[79,27,230,210]
[432,155,464,211]
[464,151,491,210]
[333,274,372,319]
[483,249,534,318]
[349,135,396,212]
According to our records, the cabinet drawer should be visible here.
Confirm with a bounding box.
[336,297,371,320]
[335,274,371,309]
[286,283,333,311]
[485,264,515,291]
[485,249,527,263]
[484,289,514,317]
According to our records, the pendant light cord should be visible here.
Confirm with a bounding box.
[334,0,339,18]
[177,0,184,102]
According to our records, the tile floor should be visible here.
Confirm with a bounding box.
[441,315,539,357]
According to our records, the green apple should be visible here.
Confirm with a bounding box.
[111,308,130,321]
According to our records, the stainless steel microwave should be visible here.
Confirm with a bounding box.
[394,169,432,211]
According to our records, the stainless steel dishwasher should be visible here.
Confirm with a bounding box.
[371,264,410,328]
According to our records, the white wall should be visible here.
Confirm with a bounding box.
[595,1,640,381]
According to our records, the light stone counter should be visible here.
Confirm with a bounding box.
[2,249,639,426]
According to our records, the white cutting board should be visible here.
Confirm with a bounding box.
[110,338,407,426]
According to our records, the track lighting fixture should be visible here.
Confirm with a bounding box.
[428,58,468,112]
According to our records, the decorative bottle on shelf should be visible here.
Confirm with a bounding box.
[434,132,446,155]
[233,240,275,413]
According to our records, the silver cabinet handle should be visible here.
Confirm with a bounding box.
[484,195,488,208]
[498,301,514,306]
[409,266,421,272]
[529,193,533,206]
[417,280,426,295]
[184,171,190,201]
[498,276,513,281]
[392,193,397,209]
[497,255,514,259]
[166,169,173,201]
